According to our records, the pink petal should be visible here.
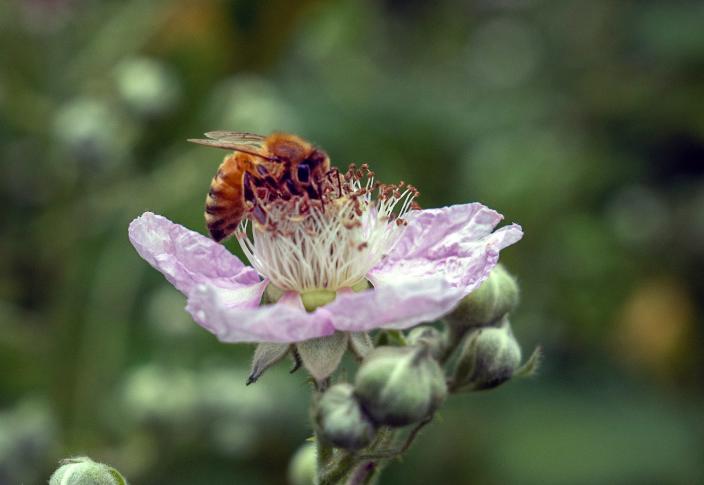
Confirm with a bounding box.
[128,212,260,295]
[370,203,523,293]
[328,203,522,332]
[325,276,465,332]
[186,285,335,343]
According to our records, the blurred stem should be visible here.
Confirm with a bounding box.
[316,435,334,476]
[348,428,396,485]
[348,461,378,485]
[439,322,470,364]
[318,428,390,484]
[319,453,355,485]
[311,378,334,478]
[357,415,433,461]
[317,418,434,485]
[376,329,408,347]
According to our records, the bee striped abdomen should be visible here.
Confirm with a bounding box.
[204,154,246,242]
[191,131,333,242]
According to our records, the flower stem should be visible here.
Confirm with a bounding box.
[318,428,389,484]
[316,436,334,475]
[348,461,377,485]
[315,410,434,483]
[311,377,335,475]
[439,322,468,364]
[356,415,433,460]
[318,452,355,485]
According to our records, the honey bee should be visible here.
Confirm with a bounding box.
[188,131,331,242]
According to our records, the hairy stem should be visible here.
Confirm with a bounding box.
[348,461,377,485]
[318,452,355,485]
[316,437,334,475]
[439,323,469,364]
[357,415,433,460]
[311,377,334,475]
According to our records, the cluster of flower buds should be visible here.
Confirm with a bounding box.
[49,457,128,485]
[315,344,446,449]
[445,264,540,392]
[313,265,538,451]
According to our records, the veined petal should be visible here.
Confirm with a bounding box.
[325,275,465,332]
[370,203,523,293]
[129,212,260,295]
[186,285,335,343]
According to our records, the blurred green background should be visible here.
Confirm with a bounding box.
[1,0,703,484]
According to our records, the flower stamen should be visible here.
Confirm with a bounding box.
[237,163,418,292]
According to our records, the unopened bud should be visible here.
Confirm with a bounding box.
[446,264,519,328]
[49,457,127,485]
[316,383,376,450]
[354,346,446,427]
[287,442,316,485]
[452,317,522,391]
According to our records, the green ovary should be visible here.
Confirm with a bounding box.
[299,280,371,312]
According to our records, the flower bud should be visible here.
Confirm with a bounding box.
[354,346,446,427]
[452,317,522,391]
[49,457,127,485]
[287,442,317,485]
[316,383,376,450]
[446,264,519,329]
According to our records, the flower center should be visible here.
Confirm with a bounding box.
[237,164,418,292]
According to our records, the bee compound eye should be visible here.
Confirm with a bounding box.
[297,164,310,183]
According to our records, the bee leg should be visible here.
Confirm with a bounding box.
[244,173,270,225]
[243,172,256,205]
[263,176,282,194]
[305,183,320,200]
[326,167,343,197]
[286,179,302,197]
[252,166,285,198]
[252,205,267,225]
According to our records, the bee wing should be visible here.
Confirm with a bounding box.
[187,138,258,150]
[205,131,266,148]
[189,132,276,160]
